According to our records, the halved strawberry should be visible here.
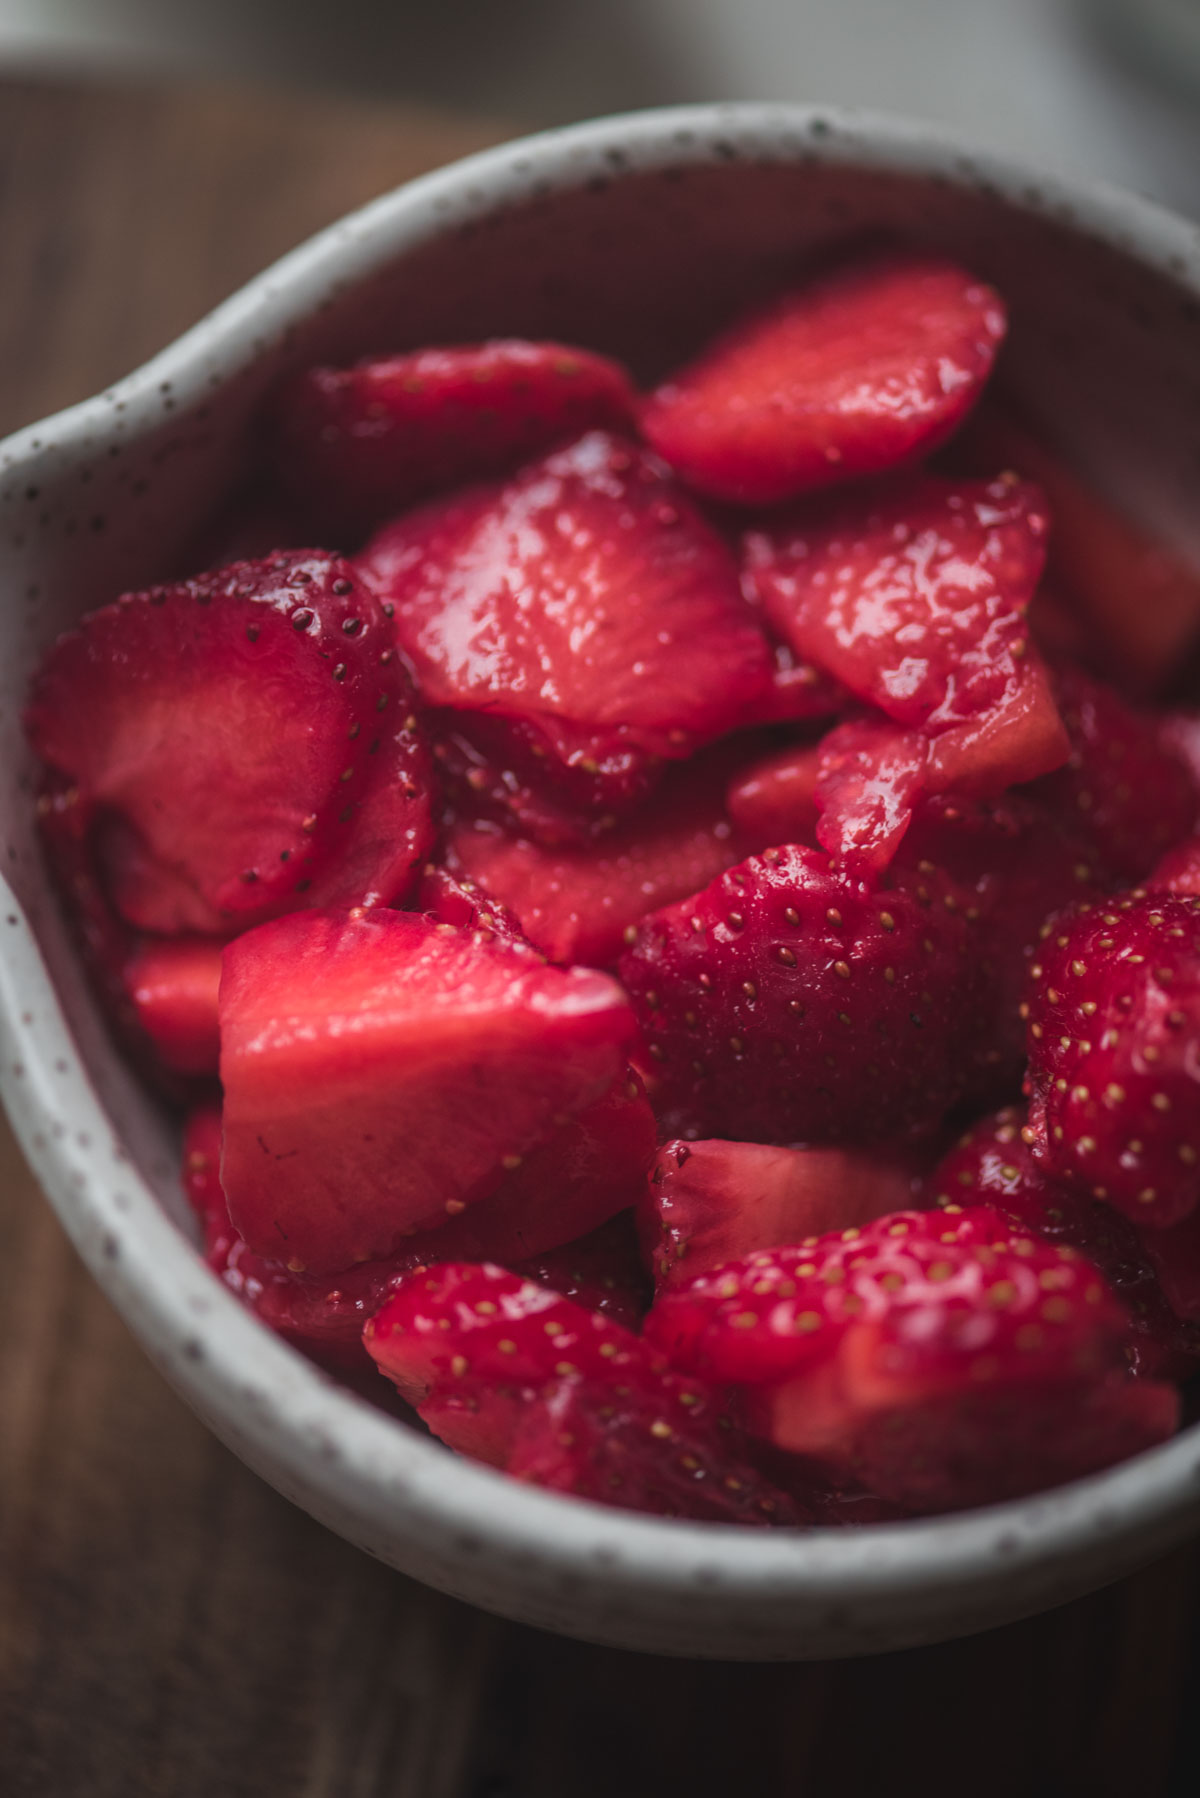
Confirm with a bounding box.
[640,1137,923,1293]
[743,474,1064,794]
[219,909,637,1272]
[644,1208,1177,1513]
[366,1262,800,1521]
[1024,893,1200,1228]
[640,251,1006,504]
[927,1106,1200,1379]
[618,842,971,1144]
[356,431,772,795]
[1031,664,1198,883]
[951,396,1200,694]
[272,340,637,540]
[440,752,754,966]
[25,551,433,935]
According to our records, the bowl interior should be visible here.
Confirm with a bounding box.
[4,112,1200,1655]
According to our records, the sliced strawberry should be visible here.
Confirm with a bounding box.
[430,711,660,845]
[440,754,753,966]
[951,397,1200,694]
[364,1262,648,1413]
[185,1091,651,1364]
[366,1262,799,1520]
[503,1373,801,1524]
[123,937,222,1078]
[357,430,772,775]
[726,742,822,847]
[640,1137,923,1293]
[743,471,1062,771]
[1024,894,1200,1228]
[183,1105,420,1374]
[813,719,928,875]
[644,1208,1177,1513]
[25,551,433,935]
[640,252,1006,505]
[426,1071,657,1265]
[1151,836,1200,897]
[219,910,637,1272]
[927,1106,1200,1379]
[1031,664,1197,882]
[751,637,849,726]
[510,1212,651,1329]
[272,340,637,539]
[37,778,221,1090]
[618,842,971,1145]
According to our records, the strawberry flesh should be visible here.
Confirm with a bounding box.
[440,753,754,966]
[726,742,822,847]
[813,718,929,875]
[272,340,637,540]
[640,252,1006,504]
[219,910,637,1271]
[25,551,433,935]
[1024,894,1200,1228]
[618,843,971,1144]
[640,1137,923,1292]
[357,430,772,770]
[509,1212,652,1330]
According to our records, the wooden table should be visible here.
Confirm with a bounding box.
[0,73,1198,1797]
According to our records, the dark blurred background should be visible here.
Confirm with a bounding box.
[5,0,1200,213]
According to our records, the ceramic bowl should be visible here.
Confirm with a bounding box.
[4,102,1200,1662]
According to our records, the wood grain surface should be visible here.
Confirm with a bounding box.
[0,73,1198,1798]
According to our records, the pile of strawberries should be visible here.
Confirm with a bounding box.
[25,246,1200,1525]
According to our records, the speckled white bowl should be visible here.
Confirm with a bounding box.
[4,103,1200,1661]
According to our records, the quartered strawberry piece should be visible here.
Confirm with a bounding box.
[272,340,637,540]
[441,752,754,966]
[1031,664,1198,882]
[639,1137,923,1293]
[426,1071,657,1265]
[927,1106,1200,1379]
[951,397,1200,695]
[1024,893,1200,1228]
[185,1091,652,1366]
[25,551,434,936]
[219,909,638,1272]
[618,843,971,1144]
[366,1262,800,1520]
[644,1207,1177,1512]
[357,430,772,770]
[640,251,1006,504]
[510,1212,652,1330]
[183,1105,422,1374]
[416,863,527,941]
[726,742,822,847]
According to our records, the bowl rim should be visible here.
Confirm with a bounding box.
[6,97,1200,1617]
